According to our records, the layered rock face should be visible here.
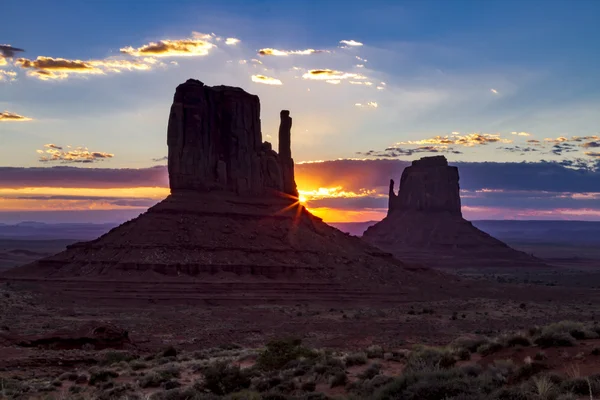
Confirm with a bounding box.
[2,80,461,304]
[365,156,545,268]
[389,155,461,216]
[168,79,297,196]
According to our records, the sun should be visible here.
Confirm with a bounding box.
[298,194,307,204]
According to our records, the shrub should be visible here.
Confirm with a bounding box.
[329,371,348,388]
[129,360,148,370]
[139,372,167,388]
[534,332,576,348]
[451,336,489,353]
[345,352,368,366]
[100,351,137,366]
[88,369,118,385]
[374,369,478,400]
[477,341,503,356]
[256,338,316,371]
[529,376,557,400]
[366,345,385,359]
[504,334,532,347]
[560,377,600,395]
[202,361,251,395]
[512,361,549,382]
[301,381,316,392]
[591,347,600,356]
[58,372,79,381]
[540,321,597,341]
[162,346,178,358]
[358,363,381,380]
[405,346,456,372]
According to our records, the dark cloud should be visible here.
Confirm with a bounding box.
[5,195,159,208]
[0,166,168,189]
[0,44,25,58]
[296,159,600,194]
[357,146,462,158]
[500,146,539,154]
[152,156,168,162]
[120,39,213,57]
[550,143,578,155]
[582,141,600,149]
[586,152,600,158]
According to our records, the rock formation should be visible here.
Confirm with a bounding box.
[364,156,546,268]
[1,80,462,304]
[167,79,297,197]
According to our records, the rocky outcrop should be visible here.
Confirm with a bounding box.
[365,156,546,268]
[388,155,461,216]
[167,79,297,197]
[3,79,466,305]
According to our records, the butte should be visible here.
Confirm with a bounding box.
[363,155,546,268]
[2,79,459,304]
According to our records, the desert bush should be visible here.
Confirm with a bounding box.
[591,347,600,356]
[95,382,137,400]
[201,361,252,395]
[150,387,219,400]
[503,334,532,347]
[534,332,576,348]
[477,341,504,356]
[529,376,557,400]
[162,346,178,358]
[358,363,381,380]
[560,376,600,396]
[366,345,385,359]
[405,346,456,372]
[345,352,368,366]
[512,361,549,382]
[374,369,477,400]
[256,338,316,371]
[100,351,137,366]
[129,360,148,370]
[555,394,578,400]
[329,371,348,388]
[88,369,118,385]
[539,321,597,341]
[139,372,167,388]
[451,336,490,353]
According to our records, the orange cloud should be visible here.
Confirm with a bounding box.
[37,144,114,163]
[120,38,214,57]
[0,111,32,122]
[258,48,327,56]
[395,133,512,147]
[585,151,600,158]
[15,56,158,80]
[251,74,282,85]
[302,69,367,81]
[0,57,6,66]
[308,207,385,223]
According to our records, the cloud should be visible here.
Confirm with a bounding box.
[582,141,600,149]
[339,40,363,47]
[15,56,158,80]
[225,38,240,45]
[37,145,114,163]
[390,133,512,148]
[0,70,17,81]
[152,156,168,162]
[0,166,168,189]
[0,44,25,58]
[251,74,282,85]
[511,131,531,136]
[354,102,378,108]
[500,145,539,154]
[302,69,367,81]
[357,146,462,158]
[490,88,498,94]
[550,143,578,155]
[586,152,600,158]
[0,111,32,122]
[258,48,327,56]
[0,57,6,67]
[120,38,214,57]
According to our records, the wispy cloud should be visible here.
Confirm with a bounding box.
[354,101,378,108]
[258,48,328,56]
[490,88,498,94]
[15,56,158,80]
[339,40,363,47]
[0,111,32,122]
[225,38,240,45]
[120,38,214,57]
[302,69,367,81]
[397,133,512,147]
[251,74,282,85]
[511,131,531,136]
[37,144,114,163]
[0,70,17,82]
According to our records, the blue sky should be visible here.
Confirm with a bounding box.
[1,0,599,222]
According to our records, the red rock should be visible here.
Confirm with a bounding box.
[364,156,546,268]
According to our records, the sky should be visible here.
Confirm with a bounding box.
[1,0,600,223]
